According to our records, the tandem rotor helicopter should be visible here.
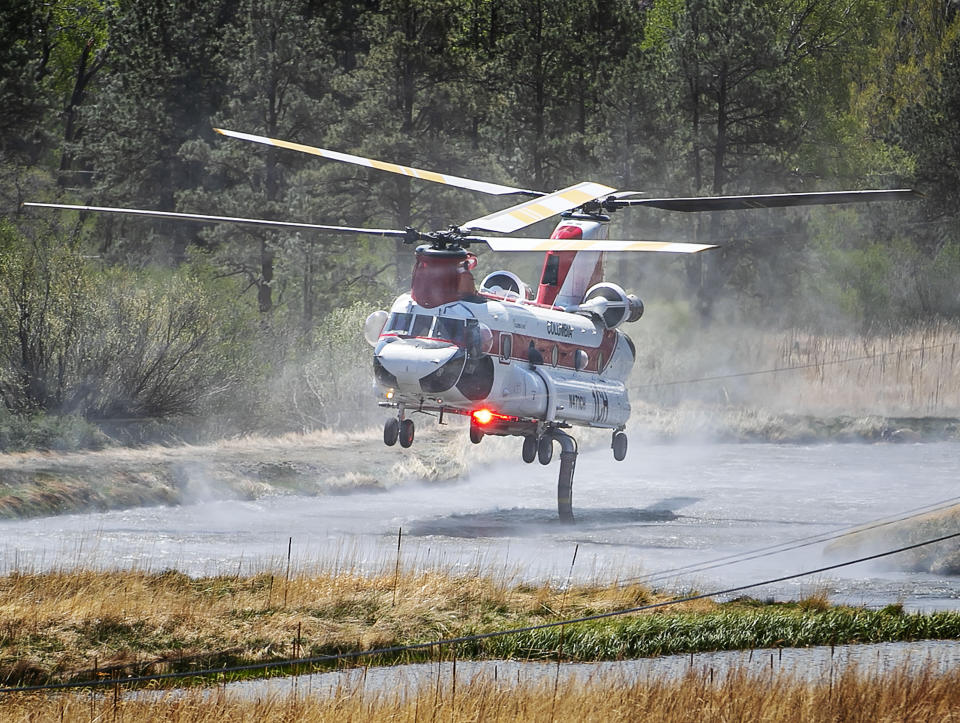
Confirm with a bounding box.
[26,129,916,521]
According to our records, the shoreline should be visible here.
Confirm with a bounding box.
[0,414,958,521]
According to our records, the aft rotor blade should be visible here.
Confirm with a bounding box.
[462,182,618,234]
[22,203,413,239]
[214,128,542,198]
[473,236,714,253]
[612,189,919,212]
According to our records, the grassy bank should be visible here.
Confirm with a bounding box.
[2,567,959,690]
[0,426,478,519]
[629,404,960,444]
[827,504,960,575]
[5,665,960,721]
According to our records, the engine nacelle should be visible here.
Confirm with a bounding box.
[570,282,644,329]
[480,270,530,300]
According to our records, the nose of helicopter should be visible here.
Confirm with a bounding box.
[375,338,465,392]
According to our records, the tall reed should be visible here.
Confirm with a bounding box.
[3,663,959,721]
[632,321,960,417]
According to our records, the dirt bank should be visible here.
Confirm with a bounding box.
[0,425,475,519]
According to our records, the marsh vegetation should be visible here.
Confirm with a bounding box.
[2,565,959,690]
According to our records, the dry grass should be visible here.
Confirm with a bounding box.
[0,567,665,687]
[4,664,960,721]
[632,321,960,418]
[772,325,960,415]
[5,564,960,691]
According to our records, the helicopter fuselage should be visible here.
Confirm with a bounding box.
[372,290,634,437]
[370,213,638,440]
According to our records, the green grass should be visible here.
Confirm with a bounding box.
[464,602,960,662]
[127,602,960,687]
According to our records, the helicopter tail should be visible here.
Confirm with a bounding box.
[535,220,605,307]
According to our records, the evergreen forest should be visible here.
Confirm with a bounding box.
[1,0,959,448]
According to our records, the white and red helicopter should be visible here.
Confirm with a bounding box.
[26,129,916,520]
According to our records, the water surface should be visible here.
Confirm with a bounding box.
[2,441,958,609]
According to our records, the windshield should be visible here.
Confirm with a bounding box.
[432,317,467,344]
[383,312,468,345]
[383,312,413,335]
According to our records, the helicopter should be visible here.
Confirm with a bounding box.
[26,128,917,521]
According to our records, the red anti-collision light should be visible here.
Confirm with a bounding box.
[472,408,495,425]
[472,408,520,426]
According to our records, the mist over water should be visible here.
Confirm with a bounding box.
[2,439,958,611]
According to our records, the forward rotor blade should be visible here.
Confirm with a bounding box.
[22,202,413,239]
[214,128,541,198]
[612,189,919,212]
[462,182,618,234]
[473,236,714,253]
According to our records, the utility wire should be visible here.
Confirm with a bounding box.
[623,493,960,587]
[622,339,960,583]
[3,529,959,695]
[635,341,958,389]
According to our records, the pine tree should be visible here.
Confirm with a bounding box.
[79,0,237,263]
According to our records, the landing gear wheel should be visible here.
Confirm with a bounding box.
[537,435,553,465]
[384,418,399,446]
[399,418,415,448]
[612,431,627,461]
[469,423,484,444]
[521,435,537,463]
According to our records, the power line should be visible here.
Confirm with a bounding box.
[3,529,958,695]
[620,339,960,583]
[623,493,960,587]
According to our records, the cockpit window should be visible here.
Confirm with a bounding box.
[384,312,413,335]
[384,312,469,345]
[433,317,467,345]
[541,254,560,286]
[411,314,434,338]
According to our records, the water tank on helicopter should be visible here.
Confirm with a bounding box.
[410,245,479,308]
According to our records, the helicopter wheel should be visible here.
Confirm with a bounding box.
[612,431,627,461]
[399,418,415,448]
[384,418,399,446]
[521,435,537,463]
[469,422,484,444]
[537,435,553,465]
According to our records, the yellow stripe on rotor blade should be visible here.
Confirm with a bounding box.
[478,237,716,253]
[462,182,616,233]
[214,128,534,196]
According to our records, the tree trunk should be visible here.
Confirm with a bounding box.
[685,1,705,293]
[699,64,730,319]
[394,4,417,292]
[58,40,107,185]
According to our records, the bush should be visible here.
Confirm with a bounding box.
[262,301,382,432]
[0,223,258,425]
[0,221,92,413]
[77,265,256,420]
[0,407,109,452]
